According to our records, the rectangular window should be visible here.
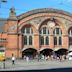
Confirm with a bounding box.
[29,36,32,45]
[59,37,62,45]
[69,37,72,45]
[56,28,59,34]
[26,28,30,34]
[24,36,27,45]
[40,36,44,45]
[45,37,49,45]
[54,37,57,45]
[43,27,46,34]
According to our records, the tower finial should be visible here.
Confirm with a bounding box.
[9,7,17,20]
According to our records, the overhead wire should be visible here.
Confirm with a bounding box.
[0,1,72,16]
[58,1,72,9]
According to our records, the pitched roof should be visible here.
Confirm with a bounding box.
[0,18,7,33]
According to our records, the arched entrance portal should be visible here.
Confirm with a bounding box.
[55,48,68,60]
[40,48,53,56]
[22,48,37,59]
[55,48,68,55]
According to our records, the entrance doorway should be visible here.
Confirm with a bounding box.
[55,48,68,60]
[22,48,37,59]
[40,48,53,56]
[55,49,68,55]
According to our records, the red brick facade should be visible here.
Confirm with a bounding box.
[0,8,72,58]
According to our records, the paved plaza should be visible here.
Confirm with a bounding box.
[0,59,72,71]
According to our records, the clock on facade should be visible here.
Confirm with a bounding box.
[47,21,55,28]
[9,24,17,30]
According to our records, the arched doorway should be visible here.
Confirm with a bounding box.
[40,48,53,56]
[22,48,37,59]
[55,48,68,60]
[55,48,68,55]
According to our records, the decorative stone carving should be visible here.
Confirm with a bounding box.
[64,21,72,27]
[63,30,68,35]
[29,17,47,25]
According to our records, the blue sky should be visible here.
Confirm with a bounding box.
[0,0,72,18]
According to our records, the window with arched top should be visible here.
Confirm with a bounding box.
[53,27,62,46]
[68,29,72,36]
[23,27,33,34]
[22,26,33,45]
[39,27,49,45]
[40,27,49,35]
[68,28,72,45]
[53,28,62,35]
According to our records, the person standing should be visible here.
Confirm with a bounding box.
[12,54,15,65]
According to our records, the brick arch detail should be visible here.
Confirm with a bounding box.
[68,26,72,32]
[18,13,72,35]
[39,48,53,52]
[18,13,72,26]
[38,18,66,35]
[19,23,38,33]
[22,47,38,52]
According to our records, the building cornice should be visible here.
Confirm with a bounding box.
[17,8,72,20]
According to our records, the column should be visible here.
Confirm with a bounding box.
[19,34,22,58]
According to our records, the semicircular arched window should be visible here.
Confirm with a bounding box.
[23,27,33,34]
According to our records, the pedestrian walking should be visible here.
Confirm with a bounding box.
[12,54,16,65]
[26,56,29,62]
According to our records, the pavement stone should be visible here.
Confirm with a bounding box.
[0,59,72,71]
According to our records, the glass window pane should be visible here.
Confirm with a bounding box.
[59,37,62,45]
[48,30,49,34]
[24,36,27,45]
[43,27,46,34]
[54,28,62,35]
[40,30,42,34]
[56,28,59,34]
[54,37,57,45]
[69,29,72,36]
[69,37,72,45]
[29,36,32,45]
[40,36,44,45]
[26,27,30,34]
[45,36,49,45]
